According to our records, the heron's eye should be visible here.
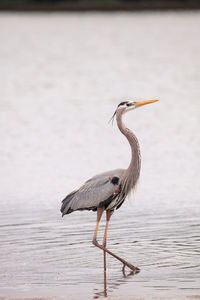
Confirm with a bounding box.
[126,102,135,107]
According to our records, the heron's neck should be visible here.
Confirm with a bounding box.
[116,112,141,193]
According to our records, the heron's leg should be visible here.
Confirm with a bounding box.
[102,210,113,247]
[92,207,104,242]
[94,236,139,274]
[92,209,139,274]
[102,210,112,283]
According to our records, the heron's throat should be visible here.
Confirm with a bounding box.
[116,112,141,195]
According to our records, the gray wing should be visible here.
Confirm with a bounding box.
[61,169,124,216]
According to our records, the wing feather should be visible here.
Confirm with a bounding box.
[61,169,124,216]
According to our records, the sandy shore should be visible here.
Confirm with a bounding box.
[1,296,200,300]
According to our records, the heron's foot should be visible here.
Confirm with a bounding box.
[122,262,140,276]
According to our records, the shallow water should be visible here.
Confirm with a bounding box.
[0,11,200,299]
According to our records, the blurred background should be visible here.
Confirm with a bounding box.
[0,1,200,300]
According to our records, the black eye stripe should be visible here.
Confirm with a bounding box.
[118,101,135,107]
[118,101,128,107]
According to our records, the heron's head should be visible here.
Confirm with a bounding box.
[117,99,159,113]
[110,99,159,123]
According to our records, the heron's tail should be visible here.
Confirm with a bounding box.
[60,190,77,217]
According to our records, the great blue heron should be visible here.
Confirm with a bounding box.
[61,99,159,273]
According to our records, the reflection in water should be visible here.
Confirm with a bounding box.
[104,251,107,298]
[94,251,139,299]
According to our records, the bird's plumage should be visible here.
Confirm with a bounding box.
[61,99,158,217]
[61,169,124,216]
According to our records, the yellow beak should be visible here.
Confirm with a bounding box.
[135,99,159,108]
